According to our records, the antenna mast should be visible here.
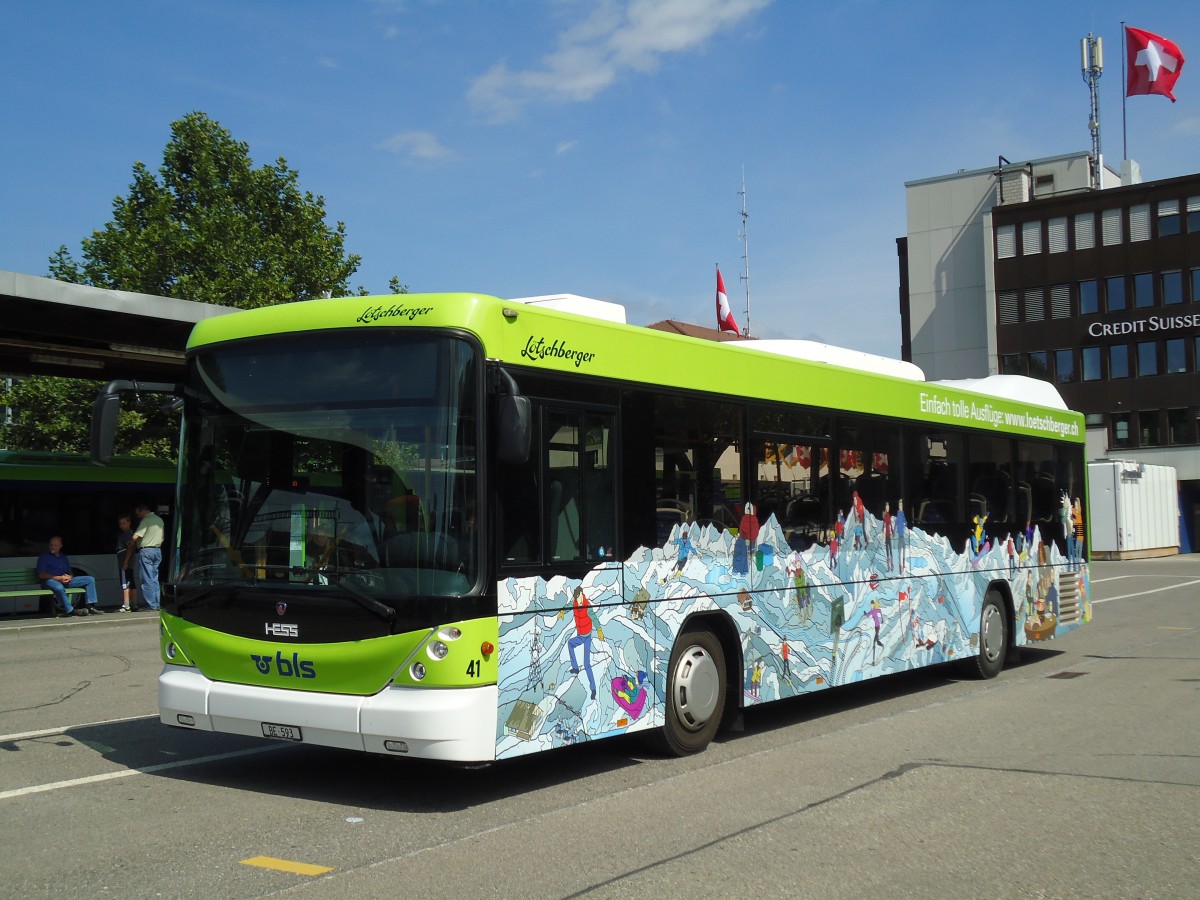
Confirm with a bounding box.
[1081,33,1104,189]
[738,167,751,337]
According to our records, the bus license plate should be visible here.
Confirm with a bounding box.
[261,722,302,741]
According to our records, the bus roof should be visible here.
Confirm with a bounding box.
[186,293,1083,443]
[0,450,176,483]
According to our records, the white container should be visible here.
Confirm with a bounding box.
[1087,461,1180,559]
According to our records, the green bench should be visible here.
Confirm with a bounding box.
[0,568,86,616]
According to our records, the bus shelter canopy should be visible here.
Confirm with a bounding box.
[0,269,235,382]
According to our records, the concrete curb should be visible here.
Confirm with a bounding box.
[0,610,160,639]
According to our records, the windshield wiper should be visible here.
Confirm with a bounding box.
[178,562,397,625]
[324,572,398,626]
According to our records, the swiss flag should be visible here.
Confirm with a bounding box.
[1126,26,1186,102]
[715,267,740,333]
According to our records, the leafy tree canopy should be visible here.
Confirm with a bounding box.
[4,112,408,457]
[0,377,177,459]
[49,111,362,307]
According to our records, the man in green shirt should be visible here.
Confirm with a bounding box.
[132,503,165,611]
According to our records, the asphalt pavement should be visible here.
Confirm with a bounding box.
[0,557,1196,898]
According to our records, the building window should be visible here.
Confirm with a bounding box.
[1028,351,1049,381]
[1078,279,1099,315]
[1133,272,1155,308]
[996,223,1016,259]
[1139,411,1161,446]
[1137,341,1159,376]
[1102,207,1123,245]
[1158,200,1181,236]
[1001,353,1023,375]
[1112,412,1132,448]
[1082,346,1102,381]
[1110,344,1130,379]
[1166,338,1187,374]
[1055,348,1076,383]
[1168,408,1191,444]
[1105,275,1126,312]
[1075,212,1095,248]
[1129,203,1151,241]
[1022,220,1042,255]
[1050,283,1071,319]
[1163,270,1184,305]
[997,290,1019,325]
[1023,288,1044,322]
[1188,196,1200,232]
[1191,268,1200,302]
[1048,217,1068,252]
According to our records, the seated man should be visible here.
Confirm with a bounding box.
[36,536,101,616]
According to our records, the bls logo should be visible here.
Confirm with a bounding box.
[250,651,317,679]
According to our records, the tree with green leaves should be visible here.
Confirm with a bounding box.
[49,111,362,306]
[0,377,177,459]
[3,111,402,457]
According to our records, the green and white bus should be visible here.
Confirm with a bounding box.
[94,292,1090,761]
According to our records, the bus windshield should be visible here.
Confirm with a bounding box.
[176,330,479,600]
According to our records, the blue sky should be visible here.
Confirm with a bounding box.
[3,1,1196,358]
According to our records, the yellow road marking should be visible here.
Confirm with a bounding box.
[240,856,333,876]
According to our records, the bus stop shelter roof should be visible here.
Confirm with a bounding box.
[0,269,235,382]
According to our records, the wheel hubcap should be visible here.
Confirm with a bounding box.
[981,602,1004,662]
[671,645,719,731]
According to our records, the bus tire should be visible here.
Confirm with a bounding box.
[962,589,1008,680]
[658,628,726,756]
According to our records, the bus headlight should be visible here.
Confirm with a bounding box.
[410,662,426,681]
[437,626,462,641]
[428,641,449,660]
[165,642,178,660]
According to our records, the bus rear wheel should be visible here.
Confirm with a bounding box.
[659,628,726,756]
[961,590,1008,679]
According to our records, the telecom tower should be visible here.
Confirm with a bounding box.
[1081,33,1103,190]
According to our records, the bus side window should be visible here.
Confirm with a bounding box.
[908,430,966,548]
[499,411,542,565]
[545,409,616,562]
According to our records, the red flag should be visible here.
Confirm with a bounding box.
[715,267,739,333]
[1126,26,1186,102]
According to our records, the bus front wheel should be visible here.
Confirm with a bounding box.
[961,590,1008,679]
[659,628,726,756]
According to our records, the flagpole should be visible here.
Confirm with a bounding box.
[1121,21,1128,162]
[738,167,751,337]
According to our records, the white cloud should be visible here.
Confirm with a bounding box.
[467,0,771,122]
[317,56,339,70]
[377,130,458,162]
[1169,115,1200,135]
[555,139,579,155]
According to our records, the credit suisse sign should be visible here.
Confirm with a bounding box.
[1087,312,1200,337]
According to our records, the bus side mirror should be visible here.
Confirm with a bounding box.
[91,380,182,466]
[497,394,531,465]
[91,390,122,465]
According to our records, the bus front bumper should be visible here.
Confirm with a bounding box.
[159,664,499,762]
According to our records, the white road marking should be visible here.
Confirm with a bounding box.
[1091,578,1200,604]
[0,744,287,801]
